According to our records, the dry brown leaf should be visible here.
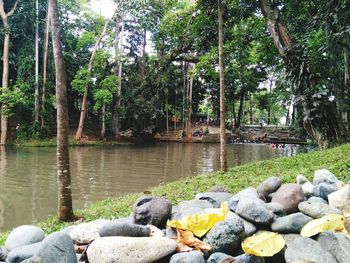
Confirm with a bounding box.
[177,229,211,252]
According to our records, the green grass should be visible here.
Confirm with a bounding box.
[1,143,350,244]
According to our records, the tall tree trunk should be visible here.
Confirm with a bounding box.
[232,101,236,130]
[75,19,110,140]
[235,91,245,130]
[0,0,19,145]
[34,0,39,123]
[115,21,124,141]
[141,28,146,81]
[166,93,169,134]
[50,0,74,221]
[182,62,187,131]
[186,70,193,142]
[218,0,227,171]
[260,0,340,148]
[41,0,50,128]
[101,103,105,139]
[249,92,253,124]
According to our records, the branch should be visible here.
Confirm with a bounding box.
[0,0,6,19]
[6,0,20,17]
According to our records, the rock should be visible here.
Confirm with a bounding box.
[298,201,342,218]
[313,169,342,187]
[203,219,245,255]
[20,256,43,263]
[307,196,328,204]
[313,183,338,201]
[0,247,8,261]
[328,184,350,212]
[112,216,133,224]
[133,196,172,228]
[257,177,282,197]
[282,234,301,248]
[5,242,41,263]
[70,219,110,244]
[229,188,259,211]
[207,252,236,263]
[317,231,350,263]
[296,174,314,197]
[284,237,337,263]
[32,232,76,263]
[225,212,257,236]
[235,198,273,225]
[210,186,232,193]
[98,222,151,237]
[5,225,45,251]
[169,251,205,263]
[195,192,233,208]
[235,254,265,263]
[270,213,313,233]
[59,226,76,236]
[265,202,286,217]
[271,184,305,214]
[87,236,177,263]
[171,200,212,220]
[165,227,178,239]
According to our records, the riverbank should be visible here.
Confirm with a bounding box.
[1,143,349,245]
[8,138,131,147]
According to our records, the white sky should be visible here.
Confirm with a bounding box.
[89,0,116,19]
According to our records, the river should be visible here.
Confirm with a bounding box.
[0,143,299,232]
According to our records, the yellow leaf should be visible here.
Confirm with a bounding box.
[177,229,211,252]
[300,214,345,237]
[242,231,285,257]
[167,202,228,237]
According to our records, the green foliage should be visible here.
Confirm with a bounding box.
[0,86,26,116]
[72,68,92,94]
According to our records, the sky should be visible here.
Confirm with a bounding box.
[89,0,116,19]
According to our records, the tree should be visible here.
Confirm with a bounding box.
[218,0,227,171]
[0,0,19,145]
[34,0,39,123]
[50,0,74,221]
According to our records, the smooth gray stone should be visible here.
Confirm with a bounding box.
[265,202,286,217]
[298,201,342,218]
[307,196,328,204]
[296,174,314,197]
[203,219,244,255]
[313,183,338,201]
[210,186,232,193]
[226,212,257,237]
[317,231,350,263]
[33,232,77,263]
[169,251,205,263]
[313,169,342,187]
[207,252,235,263]
[5,242,41,263]
[5,226,45,251]
[257,177,282,197]
[229,188,260,211]
[270,213,312,233]
[235,198,273,225]
[284,237,337,263]
[133,196,172,229]
[98,222,151,237]
[171,200,212,220]
[59,226,76,236]
[235,254,265,263]
[282,234,302,248]
[21,256,43,263]
[195,192,233,208]
[112,216,133,224]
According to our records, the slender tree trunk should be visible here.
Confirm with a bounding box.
[232,101,236,130]
[34,0,40,123]
[186,71,193,142]
[166,93,169,134]
[115,21,124,141]
[75,19,110,140]
[235,91,245,130]
[0,0,19,145]
[218,0,227,171]
[141,28,146,81]
[249,92,253,124]
[41,0,50,128]
[50,0,74,221]
[182,62,187,131]
[101,103,105,139]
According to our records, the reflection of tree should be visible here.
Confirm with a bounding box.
[0,146,6,229]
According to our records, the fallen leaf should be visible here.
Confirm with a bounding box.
[300,214,345,237]
[242,231,285,257]
[177,229,211,252]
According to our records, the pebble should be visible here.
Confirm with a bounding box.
[195,192,233,208]
[257,176,282,197]
[307,196,328,204]
[298,201,342,218]
[70,219,110,244]
[98,222,151,237]
[169,251,205,263]
[5,225,45,252]
[270,212,312,233]
[328,184,350,212]
[317,231,350,263]
[313,183,338,201]
[235,198,273,225]
[271,183,305,214]
[5,242,41,263]
[296,174,314,197]
[313,169,343,187]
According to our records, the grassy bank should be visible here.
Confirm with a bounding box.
[10,138,130,147]
[1,143,350,244]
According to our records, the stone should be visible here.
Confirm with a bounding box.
[70,219,110,244]
[33,232,77,263]
[298,201,342,218]
[235,198,273,225]
[296,174,314,197]
[171,200,212,220]
[98,222,151,237]
[5,225,45,251]
[265,202,286,217]
[203,219,245,255]
[133,196,172,228]
[271,184,305,214]
[165,227,178,239]
[195,192,233,208]
[317,231,350,263]
[21,256,43,263]
[313,183,338,201]
[307,196,328,204]
[112,216,133,224]
[86,236,177,263]
[282,234,302,248]
[5,242,41,263]
[270,213,313,233]
[257,176,282,197]
[313,169,342,187]
[225,212,256,236]
[284,237,337,263]
[0,247,8,261]
[210,186,232,193]
[235,254,265,263]
[169,251,205,263]
[207,252,236,263]
[328,184,350,212]
[229,188,259,212]
[59,226,76,236]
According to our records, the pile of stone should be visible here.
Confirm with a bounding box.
[0,168,349,263]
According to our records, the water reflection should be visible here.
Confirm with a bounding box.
[0,143,298,231]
